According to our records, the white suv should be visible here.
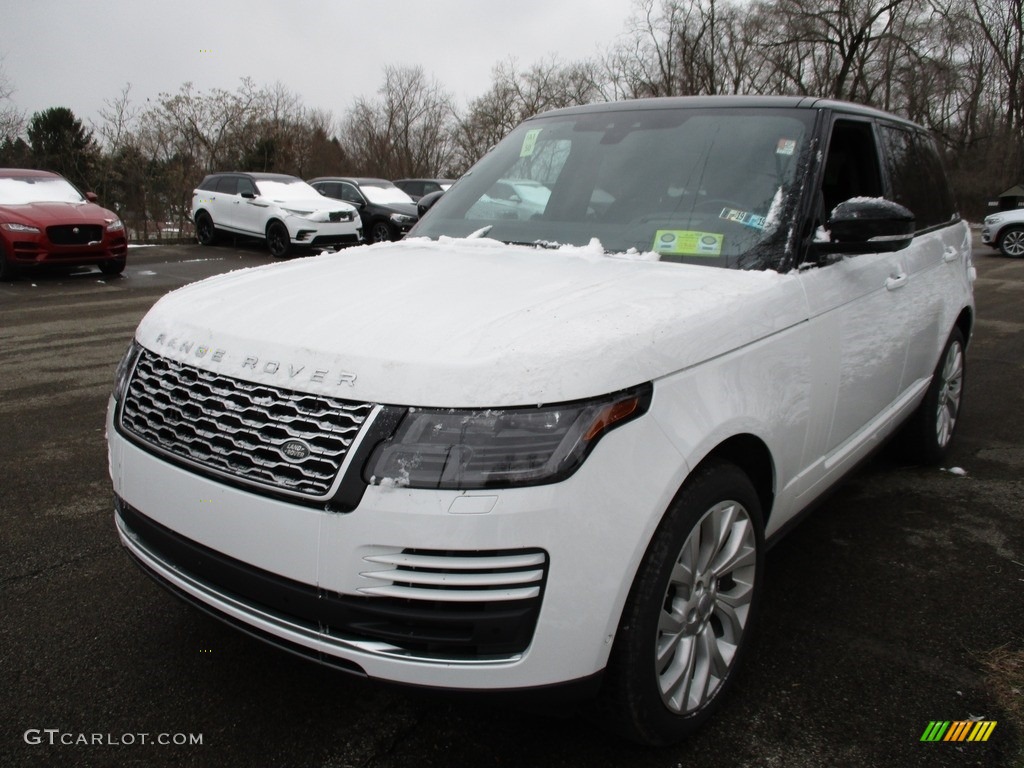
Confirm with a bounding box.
[110,97,975,745]
[192,172,362,257]
[982,207,1024,257]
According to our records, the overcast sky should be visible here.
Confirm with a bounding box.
[2,0,637,133]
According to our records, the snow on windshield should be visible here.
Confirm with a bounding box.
[0,177,86,205]
[254,179,322,201]
[362,184,414,205]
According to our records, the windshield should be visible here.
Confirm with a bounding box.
[254,179,323,201]
[0,176,87,205]
[362,184,414,205]
[412,106,815,270]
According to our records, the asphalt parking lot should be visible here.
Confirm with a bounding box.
[1,237,1021,767]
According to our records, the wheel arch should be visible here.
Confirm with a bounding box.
[954,305,974,350]
[265,216,288,235]
[686,434,776,527]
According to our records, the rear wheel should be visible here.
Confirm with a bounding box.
[602,461,764,745]
[266,221,291,258]
[998,226,1024,258]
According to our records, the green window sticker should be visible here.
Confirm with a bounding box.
[520,129,541,157]
[653,230,723,256]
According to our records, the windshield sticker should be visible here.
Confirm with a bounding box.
[653,230,723,256]
[719,208,767,230]
[520,129,542,157]
[776,138,797,156]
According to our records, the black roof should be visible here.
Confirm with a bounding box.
[308,177,395,187]
[534,95,924,131]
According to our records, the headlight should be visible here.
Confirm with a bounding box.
[1,222,41,233]
[106,219,125,232]
[364,383,652,489]
[113,340,142,402]
[282,207,314,217]
[390,213,416,225]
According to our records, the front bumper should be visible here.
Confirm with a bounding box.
[3,231,128,267]
[107,398,684,690]
[288,218,362,248]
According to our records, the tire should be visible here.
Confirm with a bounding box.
[900,327,965,464]
[0,244,16,281]
[266,221,291,258]
[370,221,394,243]
[99,259,126,276]
[195,212,218,246]
[998,226,1024,258]
[602,461,764,745]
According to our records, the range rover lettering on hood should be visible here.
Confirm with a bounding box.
[152,333,357,387]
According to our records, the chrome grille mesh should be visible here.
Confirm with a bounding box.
[120,349,373,497]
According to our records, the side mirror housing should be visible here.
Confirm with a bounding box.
[417,190,445,217]
[814,198,915,255]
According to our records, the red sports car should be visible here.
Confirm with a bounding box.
[0,168,128,280]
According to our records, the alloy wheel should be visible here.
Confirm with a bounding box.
[655,500,757,714]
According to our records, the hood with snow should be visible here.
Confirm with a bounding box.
[135,237,806,407]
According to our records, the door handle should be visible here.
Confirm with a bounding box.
[885,273,908,290]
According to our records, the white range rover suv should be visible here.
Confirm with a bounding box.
[109,97,975,745]
[192,172,362,257]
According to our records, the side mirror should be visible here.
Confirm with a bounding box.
[85,192,99,202]
[241,191,256,200]
[417,190,444,217]
[814,198,915,255]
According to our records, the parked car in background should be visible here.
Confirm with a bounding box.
[466,178,552,221]
[308,177,418,243]
[110,96,974,746]
[982,207,1024,257]
[191,172,362,258]
[393,178,455,201]
[0,168,127,280]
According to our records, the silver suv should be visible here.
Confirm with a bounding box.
[982,208,1024,257]
[192,172,362,257]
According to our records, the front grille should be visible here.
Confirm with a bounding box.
[117,499,547,658]
[47,224,103,245]
[120,349,374,498]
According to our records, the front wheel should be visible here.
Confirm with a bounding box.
[370,221,394,243]
[0,243,17,281]
[998,226,1024,258]
[602,461,764,745]
[195,211,218,246]
[266,221,291,258]
[99,258,126,276]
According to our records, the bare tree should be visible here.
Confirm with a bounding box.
[341,66,458,179]
[458,57,601,168]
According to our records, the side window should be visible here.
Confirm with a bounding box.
[338,183,364,205]
[821,120,884,216]
[215,176,238,195]
[237,178,257,197]
[879,125,956,229]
